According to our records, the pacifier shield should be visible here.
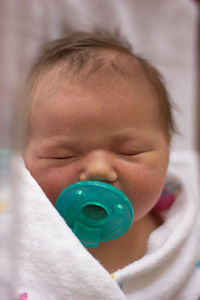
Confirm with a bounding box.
[56,181,134,247]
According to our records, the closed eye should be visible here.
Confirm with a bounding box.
[116,149,154,157]
[50,156,76,160]
[38,154,77,160]
[117,151,143,156]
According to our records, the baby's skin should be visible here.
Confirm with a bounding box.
[24,62,169,272]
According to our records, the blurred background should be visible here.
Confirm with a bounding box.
[0,0,199,298]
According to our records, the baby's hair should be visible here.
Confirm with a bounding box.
[23,31,175,144]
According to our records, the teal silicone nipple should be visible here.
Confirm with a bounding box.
[56,181,134,247]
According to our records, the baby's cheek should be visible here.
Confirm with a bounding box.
[123,165,165,219]
[38,166,79,205]
[35,171,61,205]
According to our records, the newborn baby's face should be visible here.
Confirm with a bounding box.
[24,70,169,223]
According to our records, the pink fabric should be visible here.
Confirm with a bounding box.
[16,293,28,300]
[153,190,175,213]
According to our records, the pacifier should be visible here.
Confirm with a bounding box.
[56,181,134,247]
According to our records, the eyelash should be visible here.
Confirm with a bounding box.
[46,150,146,161]
[52,156,75,160]
[117,151,143,156]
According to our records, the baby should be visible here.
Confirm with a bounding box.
[21,32,200,298]
[21,33,200,298]
[22,32,174,273]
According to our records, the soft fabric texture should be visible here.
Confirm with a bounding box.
[14,156,125,300]
[14,153,200,300]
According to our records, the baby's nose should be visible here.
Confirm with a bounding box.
[79,151,117,183]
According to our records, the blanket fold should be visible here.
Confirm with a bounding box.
[15,157,125,300]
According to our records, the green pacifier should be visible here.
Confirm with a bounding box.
[56,181,134,247]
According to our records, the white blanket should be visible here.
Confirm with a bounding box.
[14,153,200,300]
[14,157,125,300]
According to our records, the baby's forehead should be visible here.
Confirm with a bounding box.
[28,59,164,138]
[31,50,152,102]
[30,70,163,137]
[31,70,153,120]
